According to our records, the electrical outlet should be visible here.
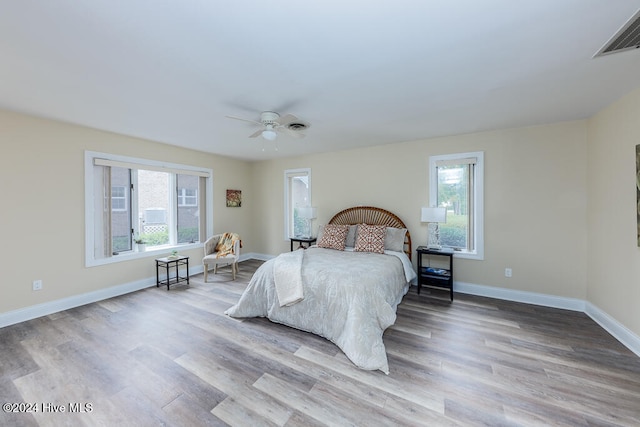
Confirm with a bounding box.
[32,280,42,291]
[505,268,512,278]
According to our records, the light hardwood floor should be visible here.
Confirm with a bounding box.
[1,259,639,426]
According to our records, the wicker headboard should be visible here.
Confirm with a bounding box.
[328,206,412,260]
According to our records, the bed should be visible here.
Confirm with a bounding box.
[224,206,416,374]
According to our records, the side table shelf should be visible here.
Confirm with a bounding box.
[416,246,454,301]
[290,237,317,251]
[156,256,190,290]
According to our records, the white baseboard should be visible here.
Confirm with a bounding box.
[585,302,640,357]
[0,277,155,328]
[2,261,639,360]
[455,280,640,358]
[454,281,586,311]
[241,252,274,261]
[0,263,202,329]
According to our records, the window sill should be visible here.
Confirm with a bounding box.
[450,249,484,261]
[85,242,202,267]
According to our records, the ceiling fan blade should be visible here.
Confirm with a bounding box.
[276,114,298,126]
[248,129,263,138]
[225,115,262,125]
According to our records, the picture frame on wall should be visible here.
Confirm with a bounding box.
[226,189,242,207]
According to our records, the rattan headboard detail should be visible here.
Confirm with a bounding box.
[328,206,412,260]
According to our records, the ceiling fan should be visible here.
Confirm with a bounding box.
[225,111,309,141]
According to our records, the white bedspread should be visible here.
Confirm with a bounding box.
[225,247,415,374]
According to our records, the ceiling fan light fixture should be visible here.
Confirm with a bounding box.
[226,110,308,146]
[262,129,277,141]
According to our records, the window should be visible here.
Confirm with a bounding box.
[110,168,132,253]
[284,168,311,239]
[178,188,198,206]
[111,186,127,211]
[429,151,484,260]
[85,151,213,266]
[176,174,201,244]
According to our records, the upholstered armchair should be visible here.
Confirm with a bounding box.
[203,233,241,281]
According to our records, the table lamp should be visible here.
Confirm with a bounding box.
[421,207,447,249]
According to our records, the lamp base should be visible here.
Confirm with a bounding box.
[427,223,441,250]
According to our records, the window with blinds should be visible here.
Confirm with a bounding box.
[429,152,484,260]
[85,151,213,266]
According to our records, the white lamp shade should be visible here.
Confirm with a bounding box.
[298,207,317,219]
[421,207,446,223]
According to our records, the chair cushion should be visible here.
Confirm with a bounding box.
[203,253,237,263]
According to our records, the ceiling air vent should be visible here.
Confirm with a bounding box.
[287,122,308,131]
[595,9,640,57]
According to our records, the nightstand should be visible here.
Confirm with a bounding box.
[416,246,454,301]
[156,256,190,290]
[290,237,317,251]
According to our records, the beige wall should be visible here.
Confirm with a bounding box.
[253,121,589,299]
[3,97,638,341]
[587,86,640,336]
[0,110,254,313]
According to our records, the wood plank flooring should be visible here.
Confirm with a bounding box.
[1,259,640,426]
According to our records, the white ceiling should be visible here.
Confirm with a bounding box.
[2,1,640,161]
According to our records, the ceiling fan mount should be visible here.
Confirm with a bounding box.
[259,111,280,125]
[226,110,309,141]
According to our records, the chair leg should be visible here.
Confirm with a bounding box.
[203,264,208,282]
[232,262,237,280]
[214,264,218,275]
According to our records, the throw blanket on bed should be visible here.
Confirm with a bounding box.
[215,232,241,258]
[273,249,305,307]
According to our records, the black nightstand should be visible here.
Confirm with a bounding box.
[290,237,317,251]
[416,246,454,301]
[156,256,190,290]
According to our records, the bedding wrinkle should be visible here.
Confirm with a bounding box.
[273,249,305,307]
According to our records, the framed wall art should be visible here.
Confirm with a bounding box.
[226,189,241,207]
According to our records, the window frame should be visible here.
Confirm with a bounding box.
[84,151,213,267]
[429,151,484,260]
[284,168,312,240]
